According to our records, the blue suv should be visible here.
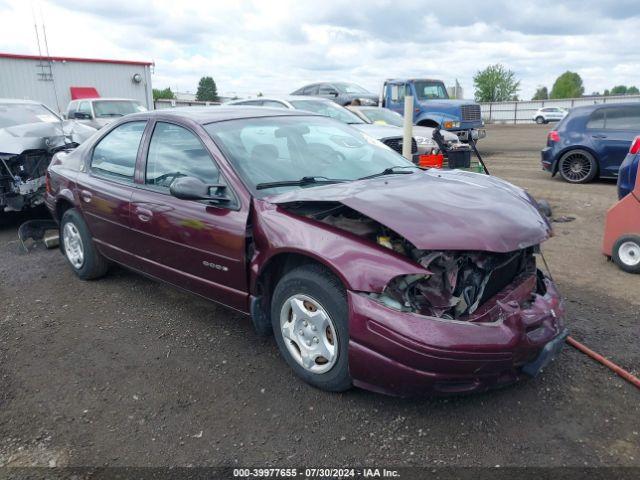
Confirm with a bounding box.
[541,103,640,183]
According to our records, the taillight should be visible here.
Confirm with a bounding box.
[630,136,640,155]
[548,131,560,142]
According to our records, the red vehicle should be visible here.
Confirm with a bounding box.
[603,141,640,273]
[45,108,567,396]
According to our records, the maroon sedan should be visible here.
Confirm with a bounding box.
[45,107,567,396]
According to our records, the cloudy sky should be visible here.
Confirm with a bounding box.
[2,0,639,99]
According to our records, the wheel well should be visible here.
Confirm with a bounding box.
[255,253,332,300]
[55,198,74,222]
[417,119,440,128]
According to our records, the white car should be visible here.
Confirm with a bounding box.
[533,107,568,124]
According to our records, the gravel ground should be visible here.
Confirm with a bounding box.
[0,124,638,469]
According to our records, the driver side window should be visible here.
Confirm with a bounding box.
[145,122,220,189]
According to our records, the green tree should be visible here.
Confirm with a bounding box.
[152,87,174,100]
[610,85,628,95]
[473,64,520,102]
[550,71,584,99]
[532,86,548,100]
[603,89,610,96]
[196,76,219,102]
[628,86,640,95]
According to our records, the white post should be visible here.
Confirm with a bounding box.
[402,95,414,160]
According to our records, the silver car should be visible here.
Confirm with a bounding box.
[65,98,147,129]
[347,106,461,154]
[533,107,568,124]
[226,96,419,157]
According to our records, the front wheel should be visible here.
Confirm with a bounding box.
[558,149,598,183]
[612,235,640,274]
[271,264,351,392]
[60,208,109,280]
[535,116,545,124]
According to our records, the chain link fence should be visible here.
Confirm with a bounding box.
[480,95,640,124]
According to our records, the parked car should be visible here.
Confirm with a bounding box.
[381,79,486,142]
[65,98,147,129]
[541,103,640,183]
[0,98,95,212]
[227,96,419,156]
[347,105,461,154]
[46,107,567,396]
[603,142,640,273]
[290,82,379,106]
[533,107,568,124]
[617,136,640,199]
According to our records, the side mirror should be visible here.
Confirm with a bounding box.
[169,176,230,204]
[74,112,91,119]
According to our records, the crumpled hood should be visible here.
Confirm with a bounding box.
[267,170,551,253]
[0,120,96,155]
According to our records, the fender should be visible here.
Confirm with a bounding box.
[249,200,427,294]
[550,145,600,176]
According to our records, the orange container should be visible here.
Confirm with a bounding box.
[418,153,444,169]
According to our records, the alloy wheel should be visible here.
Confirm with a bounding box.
[560,153,592,182]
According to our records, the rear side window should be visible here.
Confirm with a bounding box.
[145,122,219,189]
[303,85,319,95]
[586,109,605,129]
[604,106,640,130]
[91,121,146,181]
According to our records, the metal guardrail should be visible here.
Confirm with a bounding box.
[480,94,640,124]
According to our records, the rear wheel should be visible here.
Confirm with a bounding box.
[535,116,545,124]
[271,264,351,392]
[61,208,109,280]
[612,235,640,274]
[558,149,598,183]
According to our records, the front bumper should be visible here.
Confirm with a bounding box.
[347,275,567,396]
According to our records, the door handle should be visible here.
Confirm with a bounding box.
[79,190,92,203]
[591,134,607,139]
[134,206,153,222]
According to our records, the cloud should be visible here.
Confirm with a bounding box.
[1,0,639,99]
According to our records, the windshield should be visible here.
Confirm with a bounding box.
[413,81,449,100]
[0,103,60,129]
[359,108,404,127]
[289,100,365,124]
[334,82,370,94]
[93,100,147,118]
[205,116,413,196]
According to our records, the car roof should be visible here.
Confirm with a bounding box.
[124,106,321,125]
[0,98,44,105]
[568,102,640,113]
[228,95,334,104]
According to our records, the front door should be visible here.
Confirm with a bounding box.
[589,105,640,177]
[76,120,147,262]
[129,121,249,311]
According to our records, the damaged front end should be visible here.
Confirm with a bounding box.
[0,149,51,212]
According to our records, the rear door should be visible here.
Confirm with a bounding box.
[76,120,148,262]
[129,120,249,310]
[589,106,640,177]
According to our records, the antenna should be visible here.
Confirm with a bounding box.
[40,3,62,115]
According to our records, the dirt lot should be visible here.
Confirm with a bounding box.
[1,124,638,469]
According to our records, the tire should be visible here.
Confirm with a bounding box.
[270,264,352,392]
[535,116,545,124]
[558,149,598,184]
[612,235,640,274]
[60,208,109,280]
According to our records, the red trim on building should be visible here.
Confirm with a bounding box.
[70,87,100,99]
[0,52,153,67]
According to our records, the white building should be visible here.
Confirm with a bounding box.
[0,53,153,114]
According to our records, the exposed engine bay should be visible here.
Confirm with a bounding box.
[0,149,52,211]
[283,201,542,321]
